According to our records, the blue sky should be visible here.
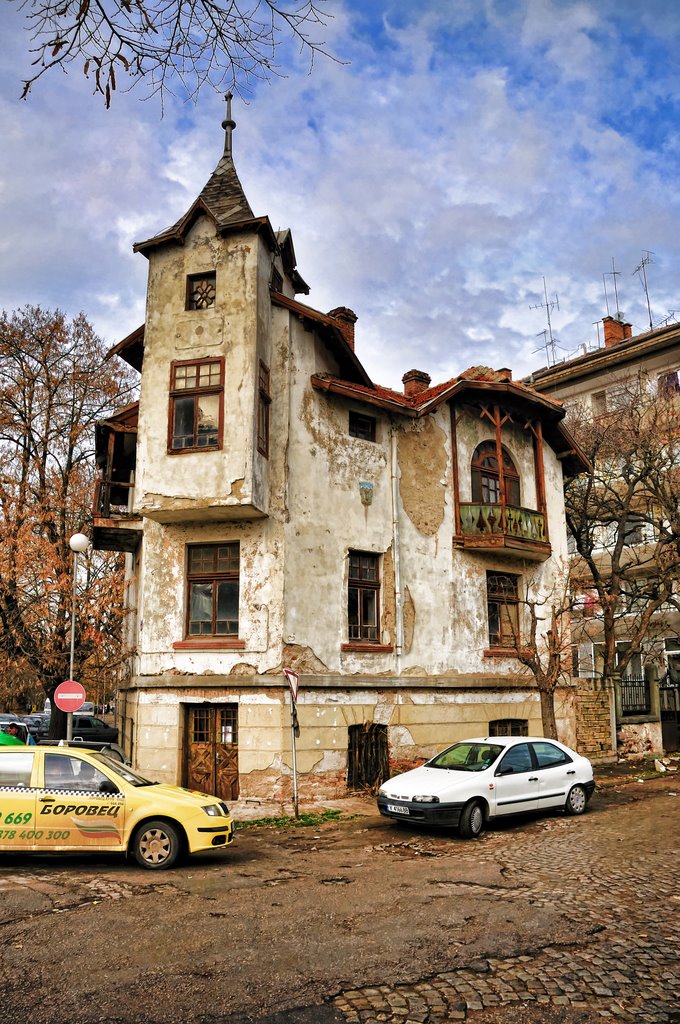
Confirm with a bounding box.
[1,0,679,390]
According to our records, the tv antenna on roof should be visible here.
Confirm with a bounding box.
[603,257,623,320]
[530,277,561,365]
[633,250,654,331]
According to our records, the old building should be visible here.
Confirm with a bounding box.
[93,104,588,805]
[529,315,680,753]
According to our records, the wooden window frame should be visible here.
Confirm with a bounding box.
[471,441,520,507]
[486,571,520,651]
[183,542,240,642]
[270,267,283,293]
[349,410,376,442]
[257,360,271,458]
[342,551,391,650]
[186,271,217,310]
[168,357,224,454]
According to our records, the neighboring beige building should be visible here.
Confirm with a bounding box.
[93,109,589,805]
[528,315,680,754]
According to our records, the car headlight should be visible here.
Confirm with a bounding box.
[202,804,225,817]
[412,795,440,803]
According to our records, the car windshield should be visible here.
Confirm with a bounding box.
[92,753,157,787]
[426,742,503,772]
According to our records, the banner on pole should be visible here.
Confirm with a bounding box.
[283,668,300,704]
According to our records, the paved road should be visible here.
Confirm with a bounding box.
[0,777,678,1024]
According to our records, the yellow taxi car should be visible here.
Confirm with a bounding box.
[0,744,234,869]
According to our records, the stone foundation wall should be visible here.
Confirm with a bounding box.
[574,677,615,760]
[617,721,663,756]
[120,677,579,801]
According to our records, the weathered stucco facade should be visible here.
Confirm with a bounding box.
[94,109,588,805]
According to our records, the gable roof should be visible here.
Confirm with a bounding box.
[272,292,373,388]
[311,364,589,475]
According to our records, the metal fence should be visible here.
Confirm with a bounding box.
[619,676,651,716]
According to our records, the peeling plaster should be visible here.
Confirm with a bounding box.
[398,417,448,537]
[389,725,415,746]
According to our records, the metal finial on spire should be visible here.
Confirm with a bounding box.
[222,91,236,157]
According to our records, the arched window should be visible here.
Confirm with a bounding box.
[471,441,520,506]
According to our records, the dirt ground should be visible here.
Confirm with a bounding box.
[0,769,678,1024]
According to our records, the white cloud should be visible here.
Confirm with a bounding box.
[0,0,679,389]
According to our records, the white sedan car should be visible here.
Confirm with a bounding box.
[377,736,595,838]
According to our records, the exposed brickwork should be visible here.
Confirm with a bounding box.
[574,676,615,759]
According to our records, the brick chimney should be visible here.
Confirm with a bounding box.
[327,307,358,351]
[402,369,431,398]
[603,315,632,347]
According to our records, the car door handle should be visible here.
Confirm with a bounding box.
[566,770,576,775]
[528,776,538,782]
[39,796,55,803]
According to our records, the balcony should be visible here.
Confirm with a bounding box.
[457,503,551,561]
[92,477,142,553]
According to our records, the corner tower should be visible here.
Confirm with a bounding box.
[131,95,307,522]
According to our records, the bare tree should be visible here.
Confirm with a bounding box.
[498,569,574,739]
[0,306,137,736]
[12,0,338,106]
[564,378,680,686]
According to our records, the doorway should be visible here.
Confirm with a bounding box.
[184,703,239,801]
[347,723,389,792]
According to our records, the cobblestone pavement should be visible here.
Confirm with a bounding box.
[332,799,680,1024]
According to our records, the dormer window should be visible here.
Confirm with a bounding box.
[186,272,216,310]
[471,441,520,506]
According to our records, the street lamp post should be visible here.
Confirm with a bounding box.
[67,532,89,741]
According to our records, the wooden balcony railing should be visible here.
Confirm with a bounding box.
[459,503,547,543]
[93,478,135,518]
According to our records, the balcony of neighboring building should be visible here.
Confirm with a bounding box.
[454,439,551,561]
[92,404,142,554]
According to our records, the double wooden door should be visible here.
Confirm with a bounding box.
[185,704,239,802]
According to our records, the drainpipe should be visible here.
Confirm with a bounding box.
[391,423,404,675]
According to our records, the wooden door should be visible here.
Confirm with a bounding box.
[185,704,239,802]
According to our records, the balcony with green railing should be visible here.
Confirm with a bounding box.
[458,502,551,560]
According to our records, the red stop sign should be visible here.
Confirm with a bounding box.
[53,679,86,713]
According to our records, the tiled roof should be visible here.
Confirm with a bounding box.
[133,153,262,254]
[312,364,564,414]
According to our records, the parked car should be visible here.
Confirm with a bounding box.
[0,745,234,868]
[22,714,47,737]
[377,736,595,838]
[70,715,118,744]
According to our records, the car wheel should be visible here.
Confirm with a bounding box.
[565,784,587,816]
[132,820,182,869]
[459,800,485,838]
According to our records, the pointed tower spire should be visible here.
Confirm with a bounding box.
[133,92,256,254]
[222,91,236,159]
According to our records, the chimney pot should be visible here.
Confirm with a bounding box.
[327,307,358,351]
[603,315,632,347]
[402,369,432,398]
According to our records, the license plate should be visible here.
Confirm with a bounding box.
[387,803,409,815]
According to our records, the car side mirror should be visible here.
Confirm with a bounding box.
[496,766,514,777]
[99,779,120,795]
